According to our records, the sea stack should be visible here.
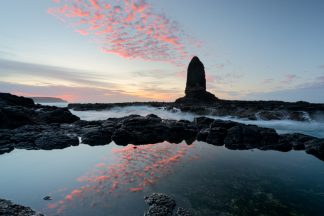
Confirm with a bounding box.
[175,56,218,104]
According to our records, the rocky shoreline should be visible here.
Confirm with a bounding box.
[68,99,324,121]
[1,93,323,161]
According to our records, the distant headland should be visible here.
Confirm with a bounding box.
[30,97,67,103]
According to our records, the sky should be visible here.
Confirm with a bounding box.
[0,0,324,103]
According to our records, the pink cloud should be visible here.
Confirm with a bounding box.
[262,78,274,84]
[89,0,101,10]
[281,74,297,84]
[48,0,197,66]
[206,73,215,83]
[76,29,89,35]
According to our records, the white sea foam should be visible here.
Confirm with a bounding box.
[70,106,324,138]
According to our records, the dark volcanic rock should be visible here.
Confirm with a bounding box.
[0,93,35,107]
[0,107,36,129]
[0,93,79,129]
[0,198,44,216]
[278,133,314,150]
[144,193,176,216]
[175,57,218,104]
[144,193,191,216]
[113,114,169,145]
[82,129,112,146]
[34,132,79,150]
[305,139,324,161]
[176,207,192,216]
[185,56,206,94]
[165,120,198,144]
[224,125,279,150]
[38,107,80,124]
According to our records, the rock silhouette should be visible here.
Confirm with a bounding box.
[185,56,206,94]
[176,56,218,104]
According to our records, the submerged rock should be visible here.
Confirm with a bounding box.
[144,193,191,216]
[0,198,44,216]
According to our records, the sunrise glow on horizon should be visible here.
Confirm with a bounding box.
[1,0,324,103]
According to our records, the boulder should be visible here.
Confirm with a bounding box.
[34,132,79,150]
[82,129,112,146]
[38,107,80,124]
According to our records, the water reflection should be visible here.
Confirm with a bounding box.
[1,142,323,216]
[47,142,198,215]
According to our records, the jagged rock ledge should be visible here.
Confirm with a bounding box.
[0,198,44,216]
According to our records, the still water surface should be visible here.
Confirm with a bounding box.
[0,141,323,216]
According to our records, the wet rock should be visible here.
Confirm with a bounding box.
[82,129,112,146]
[256,111,287,120]
[196,128,210,142]
[193,117,215,129]
[289,111,311,121]
[43,196,52,201]
[166,120,197,144]
[206,127,227,145]
[176,207,192,216]
[0,107,36,129]
[278,133,314,150]
[0,93,35,107]
[0,198,44,216]
[116,115,169,144]
[224,125,279,150]
[210,119,239,130]
[145,205,172,216]
[144,193,176,216]
[34,132,79,150]
[112,128,132,145]
[38,107,80,124]
[305,139,324,161]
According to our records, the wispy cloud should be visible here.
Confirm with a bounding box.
[0,59,183,102]
[280,74,297,84]
[262,78,274,84]
[48,0,197,66]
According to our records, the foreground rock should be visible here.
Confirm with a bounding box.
[1,93,323,161]
[144,193,191,216]
[1,111,324,161]
[0,198,44,216]
[0,93,79,129]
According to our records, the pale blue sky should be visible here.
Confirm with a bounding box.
[0,0,323,102]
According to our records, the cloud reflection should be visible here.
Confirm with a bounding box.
[47,142,199,214]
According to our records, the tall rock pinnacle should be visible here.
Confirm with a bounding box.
[175,56,218,104]
[185,56,206,95]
